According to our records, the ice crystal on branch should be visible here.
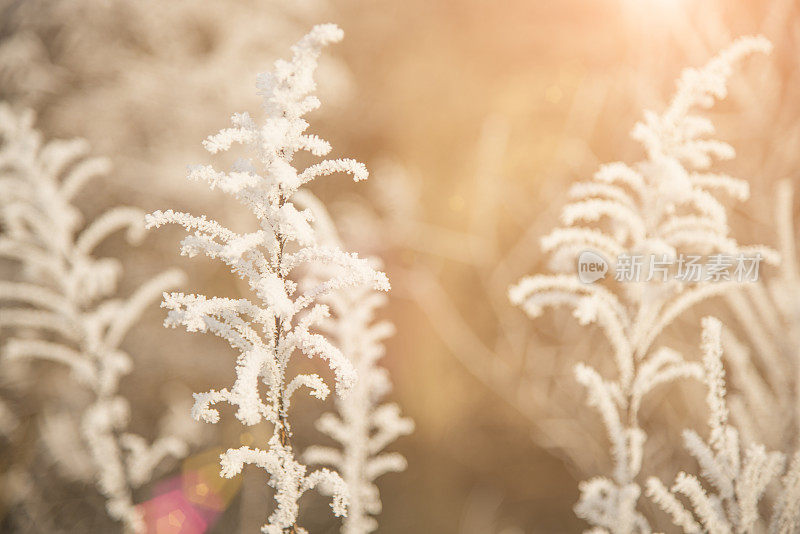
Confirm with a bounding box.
[146,24,389,533]
[509,37,774,532]
[298,192,413,534]
[0,104,188,533]
[717,180,800,456]
[645,317,800,533]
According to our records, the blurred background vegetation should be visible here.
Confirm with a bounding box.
[1,0,797,531]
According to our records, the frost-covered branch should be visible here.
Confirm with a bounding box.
[646,317,797,533]
[509,37,773,532]
[147,24,390,534]
[0,103,188,533]
[297,192,413,534]
[718,180,800,454]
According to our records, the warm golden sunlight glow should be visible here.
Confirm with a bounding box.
[0,1,798,532]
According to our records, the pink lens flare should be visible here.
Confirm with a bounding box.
[139,489,207,534]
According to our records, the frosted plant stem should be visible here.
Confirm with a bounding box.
[509,36,774,533]
[148,24,390,532]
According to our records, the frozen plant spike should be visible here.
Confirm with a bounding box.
[647,317,788,533]
[0,103,188,533]
[718,180,800,454]
[298,191,413,534]
[509,37,773,532]
[147,24,389,533]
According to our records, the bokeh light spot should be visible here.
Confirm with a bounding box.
[181,448,241,510]
[545,85,562,104]
[448,195,465,212]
